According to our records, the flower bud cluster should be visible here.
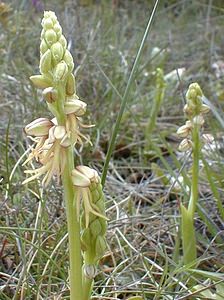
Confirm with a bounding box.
[29,11,78,119]
[72,166,108,268]
[177,83,211,152]
[30,11,74,91]
[40,11,73,76]
[183,83,210,118]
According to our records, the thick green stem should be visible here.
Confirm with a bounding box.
[58,82,83,299]
[62,147,83,300]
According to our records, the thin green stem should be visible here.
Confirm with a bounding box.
[101,0,159,186]
[188,124,200,216]
[62,147,83,300]
[181,124,200,265]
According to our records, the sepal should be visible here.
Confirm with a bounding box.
[51,42,64,64]
[39,49,52,74]
[66,73,76,95]
[30,74,52,89]
[54,60,68,81]
[64,99,87,116]
[24,118,53,137]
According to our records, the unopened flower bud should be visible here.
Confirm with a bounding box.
[183,104,194,116]
[39,49,52,74]
[95,235,107,260]
[54,23,62,38]
[63,50,74,72]
[25,118,53,137]
[42,87,58,103]
[81,228,91,250]
[178,138,192,152]
[90,219,103,236]
[53,23,62,32]
[200,104,210,114]
[71,169,91,187]
[30,74,52,89]
[51,42,64,64]
[66,73,76,95]
[42,18,54,30]
[44,29,57,46]
[83,264,97,280]
[177,123,192,138]
[58,35,67,50]
[40,39,48,55]
[186,83,203,110]
[54,60,68,81]
[186,88,197,101]
[44,11,52,19]
[187,96,202,110]
[64,99,87,116]
[187,83,203,99]
[76,165,99,183]
[98,216,107,235]
[193,115,204,126]
[45,11,57,23]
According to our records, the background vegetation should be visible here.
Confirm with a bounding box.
[0,0,224,299]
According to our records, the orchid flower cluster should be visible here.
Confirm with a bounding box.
[177,83,211,152]
[23,11,107,299]
[23,11,90,186]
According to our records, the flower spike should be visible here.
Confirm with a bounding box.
[23,11,107,299]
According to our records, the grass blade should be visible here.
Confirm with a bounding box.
[101,0,159,186]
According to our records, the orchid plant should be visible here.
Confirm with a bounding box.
[23,11,107,300]
[177,83,210,265]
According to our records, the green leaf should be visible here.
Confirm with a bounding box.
[180,204,197,265]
